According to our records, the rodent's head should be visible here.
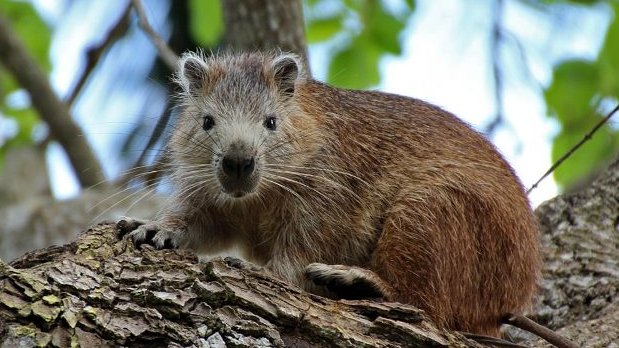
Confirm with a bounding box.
[170,51,315,204]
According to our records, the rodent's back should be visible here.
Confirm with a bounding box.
[294,80,540,334]
[296,80,526,198]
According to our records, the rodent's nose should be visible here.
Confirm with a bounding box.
[222,155,255,180]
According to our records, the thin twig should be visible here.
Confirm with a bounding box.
[504,314,578,348]
[485,0,505,134]
[125,0,179,188]
[116,102,174,187]
[131,0,179,70]
[134,99,173,168]
[527,103,619,194]
[67,4,131,104]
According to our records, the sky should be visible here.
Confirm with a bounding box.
[392,0,608,206]
[315,0,610,206]
[28,0,612,207]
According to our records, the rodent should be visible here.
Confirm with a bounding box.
[117,51,541,337]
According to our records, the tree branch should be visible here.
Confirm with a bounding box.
[485,0,505,134]
[131,0,179,71]
[505,315,578,348]
[527,155,619,346]
[0,15,105,188]
[0,224,480,347]
[66,4,132,105]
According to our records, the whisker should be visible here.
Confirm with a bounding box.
[264,168,362,203]
[88,175,161,212]
[262,130,321,156]
[89,179,160,223]
[265,163,371,188]
[168,170,218,207]
[262,176,308,208]
[122,186,159,217]
[265,171,338,205]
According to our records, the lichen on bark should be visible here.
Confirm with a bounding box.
[0,224,479,347]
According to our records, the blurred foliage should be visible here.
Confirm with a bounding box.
[0,0,49,164]
[1,0,618,192]
[543,1,619,190]
[188,0,223,47]
[305,0,415,88]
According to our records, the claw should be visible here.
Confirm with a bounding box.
[116,217,148,238]
[116,217,186,250]
[133,227,158,248]
[162,239,175,249]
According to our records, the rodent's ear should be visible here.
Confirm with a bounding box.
[178,52,208,93]
[271,53,303,97]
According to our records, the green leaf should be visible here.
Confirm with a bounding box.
[0,0,51,101]
[0,1,49,154]
[317,0,414,89]
[1,107,39,149]
[306,16,344,43]
[362,1,407,55]
[543,59,619,189]
[539,0,604,4]
[327,39,381,89]
[564,0,604,4]
[598,3,619,96]
[544,60,598,126]
[188,0,223,47]
[0,68,19,101]
[0,1,51,71]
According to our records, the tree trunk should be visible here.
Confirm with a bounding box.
[222,0,310,70]
[526,157,619,347]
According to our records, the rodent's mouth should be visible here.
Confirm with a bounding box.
[219,177,259,198]
[226,190,249,198]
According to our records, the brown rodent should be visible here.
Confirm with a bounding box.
[118,51,540,337]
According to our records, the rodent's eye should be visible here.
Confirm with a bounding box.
[202,115,215,131]
[264,116,277,131]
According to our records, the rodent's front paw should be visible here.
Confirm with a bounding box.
[116,216,149,238]
[117,218,185,250]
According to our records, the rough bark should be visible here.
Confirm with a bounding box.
[0,224,479,347]
[527,157,619,347]
[222,0,310,69]
[0,16,105,189]
[1,162,617,347]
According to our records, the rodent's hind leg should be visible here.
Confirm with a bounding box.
[304,263,395,301]
[116,216,187,250]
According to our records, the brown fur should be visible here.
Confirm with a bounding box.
[123,51,541,337]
